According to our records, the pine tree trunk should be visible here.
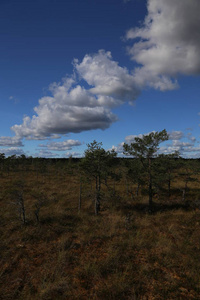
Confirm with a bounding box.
[20,197,26,224]
[113,179,116,196]
[136,183,140,196]
[95,191,100,215]
[34,208,40,224]
[168,179,171,199]
[126,178,129,196]
[149,175,153,208]
[95,176,100,215]
[148,158,153,208]
[182,179,188,202]
[182,188,186,202]
[79,181,82,211]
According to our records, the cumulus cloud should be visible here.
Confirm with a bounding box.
[159,135,197,156]
[0,136,23,147]
[9,50,143,141]
[4,1,200,145]
[126,0,200,90]
[172,140,193,148]
[75,50,140,106]
[39,139,82,151]
[168,131,184,141]
[11,79,118,140]
[187,132,196,143]
[34,150,60,158]
[110,142,125,154]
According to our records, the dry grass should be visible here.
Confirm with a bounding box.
[1,161,200,299]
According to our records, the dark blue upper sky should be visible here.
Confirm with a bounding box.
[0,0,146,113]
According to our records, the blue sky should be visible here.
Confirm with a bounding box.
[0,0,200,158]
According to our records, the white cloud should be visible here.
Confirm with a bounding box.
[168,131,184,141]
[34,150,60,158]
[126,0,200,90]
[189,136,196,143]
[187,132,196,143]
[172,140,193,148]
[4,1,200,145]
[11,76,117,140]
[159,132,197,156]
[0,136,23,147]
[10,51,142,141]
[74,50,140,106]
[12,105,116,140]
[110,142,125,154]
[39,139,82,151]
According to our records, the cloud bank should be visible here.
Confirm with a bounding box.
[0,137,23,147]
[39,139,82,151]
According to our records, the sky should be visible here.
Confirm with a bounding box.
[0,0,200,158]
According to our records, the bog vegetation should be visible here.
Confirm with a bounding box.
[1,131,200,299]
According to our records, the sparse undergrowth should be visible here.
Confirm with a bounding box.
[1,161,200,300]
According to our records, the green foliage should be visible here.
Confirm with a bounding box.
[81,140,117,214]
[0,153,5,160]
[82,140,116,179]
[154,152,180,197]
[123,129,169,160]
[123,130,169,207]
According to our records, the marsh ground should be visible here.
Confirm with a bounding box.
[0,160,200,299]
